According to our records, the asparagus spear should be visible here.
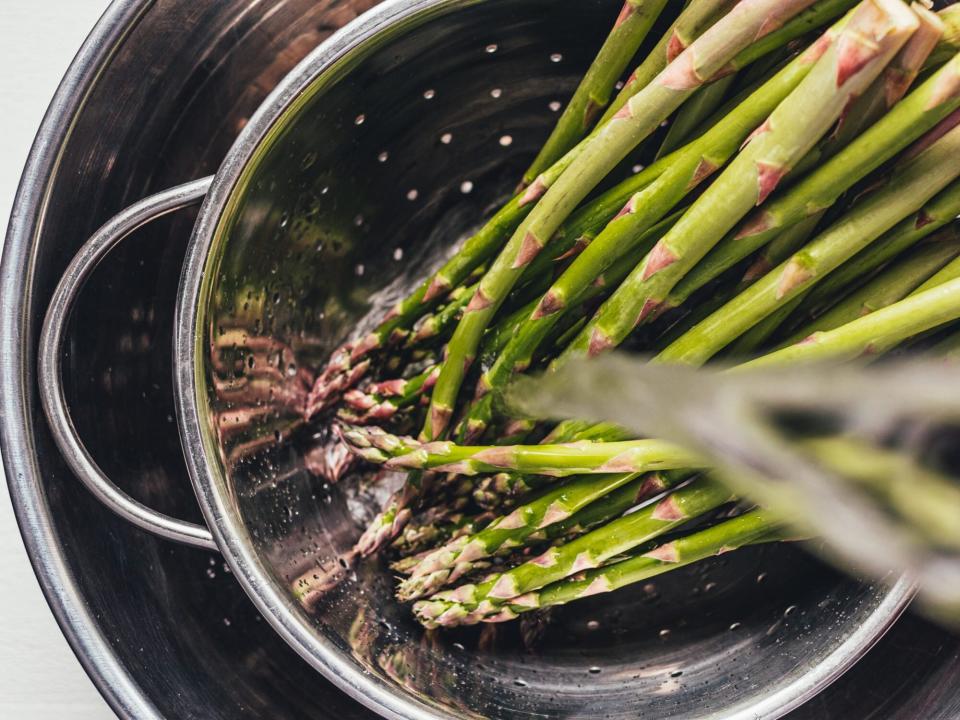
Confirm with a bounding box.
[803,437,960,549]
[412,478,734,627]
[427,0,822,439]
[911,251,960,294]
[473,510,786,623]
[779,237,960,346]
[655,73,738,158]
[657,119,960,366]
[667,37,960,310]
[340,426,700,477]
[561,1,919,364]
[479,19,849,394]
[521,0,669,186]
[740,276,960,367]
[798,191,960,322]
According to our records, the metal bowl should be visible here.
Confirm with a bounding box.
[22,1,914,719]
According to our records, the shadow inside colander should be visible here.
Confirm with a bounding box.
[195,1,901,717]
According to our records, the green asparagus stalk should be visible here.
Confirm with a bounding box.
[779,237,960,346]
[474,510,786,623]
[723,294,807,357]
[341,426,699,477]
[666,41,960,311]
[480,21,850,395]
[561,1,919,364]
[657,119,960,366]
[740,212,826,283]
[740,276,960,367]
[521,0,669,186]
[412,478,734,627]
[803,436,960,549]
[798,191,960,322]
[655,73,738,158]
[426,0,822,440]
[911,250,960,294]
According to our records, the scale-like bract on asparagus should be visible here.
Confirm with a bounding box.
[658,119,960,365]
[413,478,734,628]
[482,510,786,622]
[425,0,821,440]
[560,0,922,363]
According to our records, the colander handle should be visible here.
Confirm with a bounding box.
[39,177,218,551]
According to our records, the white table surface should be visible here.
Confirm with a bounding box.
[1,2,117,718]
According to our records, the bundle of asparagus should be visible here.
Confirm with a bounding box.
[302,0,960,628]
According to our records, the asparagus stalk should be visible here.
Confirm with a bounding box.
[741,212,826,283]
[802,436,960,549]
[561,1,919,363]
[521,0,669,186]
[480,21,849,395]
[779,237,960,346]
[427,0,822,439]
[340,427,699,477]
[657,119,960,366]
[911,251,960,294]
[666,39,960,310]
[412,478,734,628]
[798,191,960,321]
[474,510,786,623]
[740,276,960,367]
[655,73,738,158]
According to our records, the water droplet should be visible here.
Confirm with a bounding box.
[784,605,798,618]
[490,88,503,99]
[378,151,389,163]
[549,100,562,112]
[460,180,474,194]
[587,620,600,630]
[756,572,767,584]
[355,264,365,276]
[423,89,436,100]
[223,617,232,627]
[354,114,366,125]
[452,642,465,651]
[670,670,683,678]
[206,568,216,579]
[440,132,453,145]
[406,189,419,201]
[729,622,742,631]
[354,214,364,227]
[393,248,404,261]
[588,666,601,675]
[615,80,624,90]
[514,678,528,687]
[659,628,671,638]
[499,135,513,147]
[632,164,645,174]
[550,53,563,63]
[485,43,498,54]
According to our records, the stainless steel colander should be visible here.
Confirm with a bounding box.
[37,1,913,718]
